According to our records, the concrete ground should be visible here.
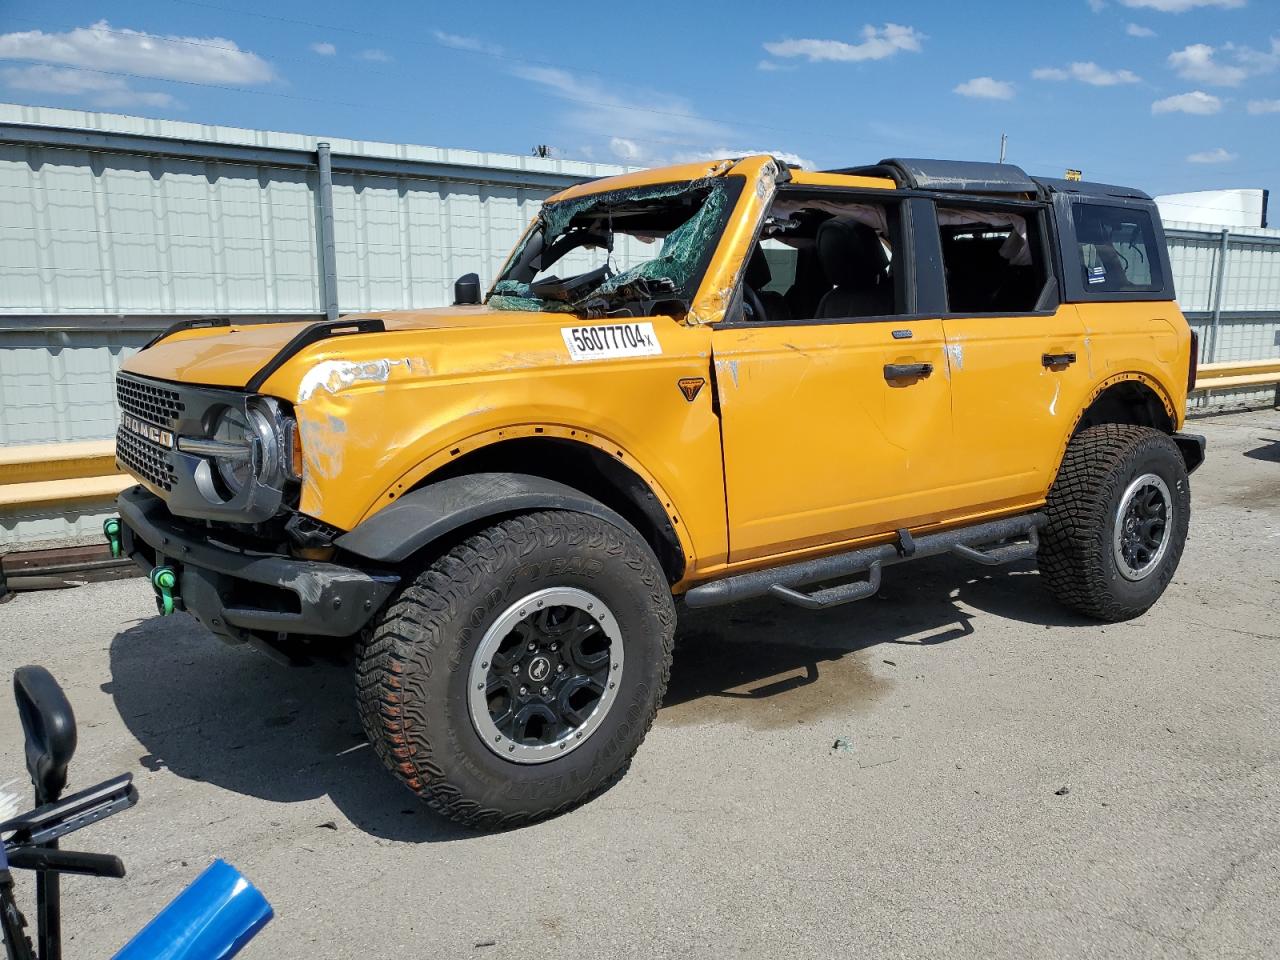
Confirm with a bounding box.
[2,409,1277,959]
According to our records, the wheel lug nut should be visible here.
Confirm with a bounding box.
[511,665,519,674]
[556,664,564,673]
[549,643,558,651]
[528,642,537,652]
[540,686,549,696]
[520,686,528,695]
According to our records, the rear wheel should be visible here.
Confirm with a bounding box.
[1038,424,1191,621]
[356,510,675,828]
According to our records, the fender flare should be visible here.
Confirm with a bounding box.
[335,472,642,564]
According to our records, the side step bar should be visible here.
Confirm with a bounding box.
[683,513,1046,611]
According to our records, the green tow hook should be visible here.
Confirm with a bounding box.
[150,566,177,616]
[103,517,123,558]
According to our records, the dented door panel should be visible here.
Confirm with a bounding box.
[713,319,957,563]
[942,305,1091,509]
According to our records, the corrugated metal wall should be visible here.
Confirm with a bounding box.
[1,103,1278,548]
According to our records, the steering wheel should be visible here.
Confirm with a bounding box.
[742,283,768,323]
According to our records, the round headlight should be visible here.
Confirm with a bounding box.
[211,406,278,494]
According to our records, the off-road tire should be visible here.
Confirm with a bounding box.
[356,510,675,829]
[1038,424,1190,622]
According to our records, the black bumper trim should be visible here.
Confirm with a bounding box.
[117,486,398,642]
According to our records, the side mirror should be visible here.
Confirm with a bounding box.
[454,273,482,305]
[14,665,77,803]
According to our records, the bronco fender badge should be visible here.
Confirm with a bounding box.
[678,377,705,402]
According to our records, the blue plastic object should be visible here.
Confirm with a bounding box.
[112,860,273,960]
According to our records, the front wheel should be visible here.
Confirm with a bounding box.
[1038,424,1191,621]
[356,510,675,828]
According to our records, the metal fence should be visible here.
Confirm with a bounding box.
[1,103,1278,548]
[1163,220,1280,410]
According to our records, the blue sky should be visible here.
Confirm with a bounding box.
[0,0,1276,201]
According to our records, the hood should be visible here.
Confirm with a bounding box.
[121,306,572,392]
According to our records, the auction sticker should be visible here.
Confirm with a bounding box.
[562,322,662,361]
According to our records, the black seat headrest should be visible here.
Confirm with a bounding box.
[817,217,888,288]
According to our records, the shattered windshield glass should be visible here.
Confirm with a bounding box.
[489,177,736,318]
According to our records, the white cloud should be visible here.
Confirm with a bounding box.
[1088,0,1106,12]
[764,24,924,63]
[0,20,274,85]
[1,64,176,108]
[1247,98,1280,114]
[514,64,733,165]
[609,137,641,161]
[1235,37,1280,73]
[310,41,336,56]
[1032,61,1141,85]
[432,30,504,56]
[756,60,789,72]
[1126,23,1157,37]
[1118,0,1244,10]
[1169,44,1247,85]
[1152,90,1224,113]
[358,48,391,62]
[673,148,816,170]
[1186,147,1237,163]
[954,76,1016,99]
[1169,39,1279,86]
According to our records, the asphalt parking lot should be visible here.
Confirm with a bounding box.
[2,408,1277,959]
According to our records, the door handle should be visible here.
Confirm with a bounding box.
[883,362,933,382]
[1042,352,1077,368]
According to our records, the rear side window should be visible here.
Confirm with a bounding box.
[936,206,1049,313]
[1072,203,1163,293]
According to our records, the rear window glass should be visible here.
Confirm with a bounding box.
[1072,203,1163,293]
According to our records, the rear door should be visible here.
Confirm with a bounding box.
[712,191,957,563]
[930,201,1093,510]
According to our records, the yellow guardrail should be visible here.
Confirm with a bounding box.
[0,440,130,509]
[1192,358,1280,392]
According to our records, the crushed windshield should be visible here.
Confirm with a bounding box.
[489,177,735,318]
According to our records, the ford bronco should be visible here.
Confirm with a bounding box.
[111,155,1204,827]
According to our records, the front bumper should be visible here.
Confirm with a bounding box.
[117,486,398,645]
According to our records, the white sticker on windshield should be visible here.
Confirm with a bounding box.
[1088,265,1107,284]
[562,322,662,361]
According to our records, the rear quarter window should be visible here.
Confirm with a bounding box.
[1072,202,1164,294]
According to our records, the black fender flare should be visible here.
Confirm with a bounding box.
[335,472,641,564]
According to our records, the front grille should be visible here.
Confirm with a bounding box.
[115,424,176,491]
[116,374,185,427]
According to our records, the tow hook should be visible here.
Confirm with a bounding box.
[103,517,122,558]
[149,566,177,616]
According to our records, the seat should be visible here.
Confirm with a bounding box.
[744,248,791,323]
[815,217,893,319]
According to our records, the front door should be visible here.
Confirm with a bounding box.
[713,317,957,562]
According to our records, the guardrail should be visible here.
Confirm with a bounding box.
[0,440,128,509]
[1192,358,1280,393]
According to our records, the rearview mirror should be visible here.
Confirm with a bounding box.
[454,273,482,305]
[14,665,77,803]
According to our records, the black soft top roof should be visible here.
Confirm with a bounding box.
[825,158,1150,202]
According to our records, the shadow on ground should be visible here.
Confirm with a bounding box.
[1244,437,1280,463]
[106,554,1084,840]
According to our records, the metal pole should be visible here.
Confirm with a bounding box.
[315,142,339,321]
[1209,227,1230,363]
[998,133,1007,164]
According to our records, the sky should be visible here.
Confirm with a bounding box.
[0,0,1276,205]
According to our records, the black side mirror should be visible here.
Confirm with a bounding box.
[14,666,77,804]
[454,273,482,305]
